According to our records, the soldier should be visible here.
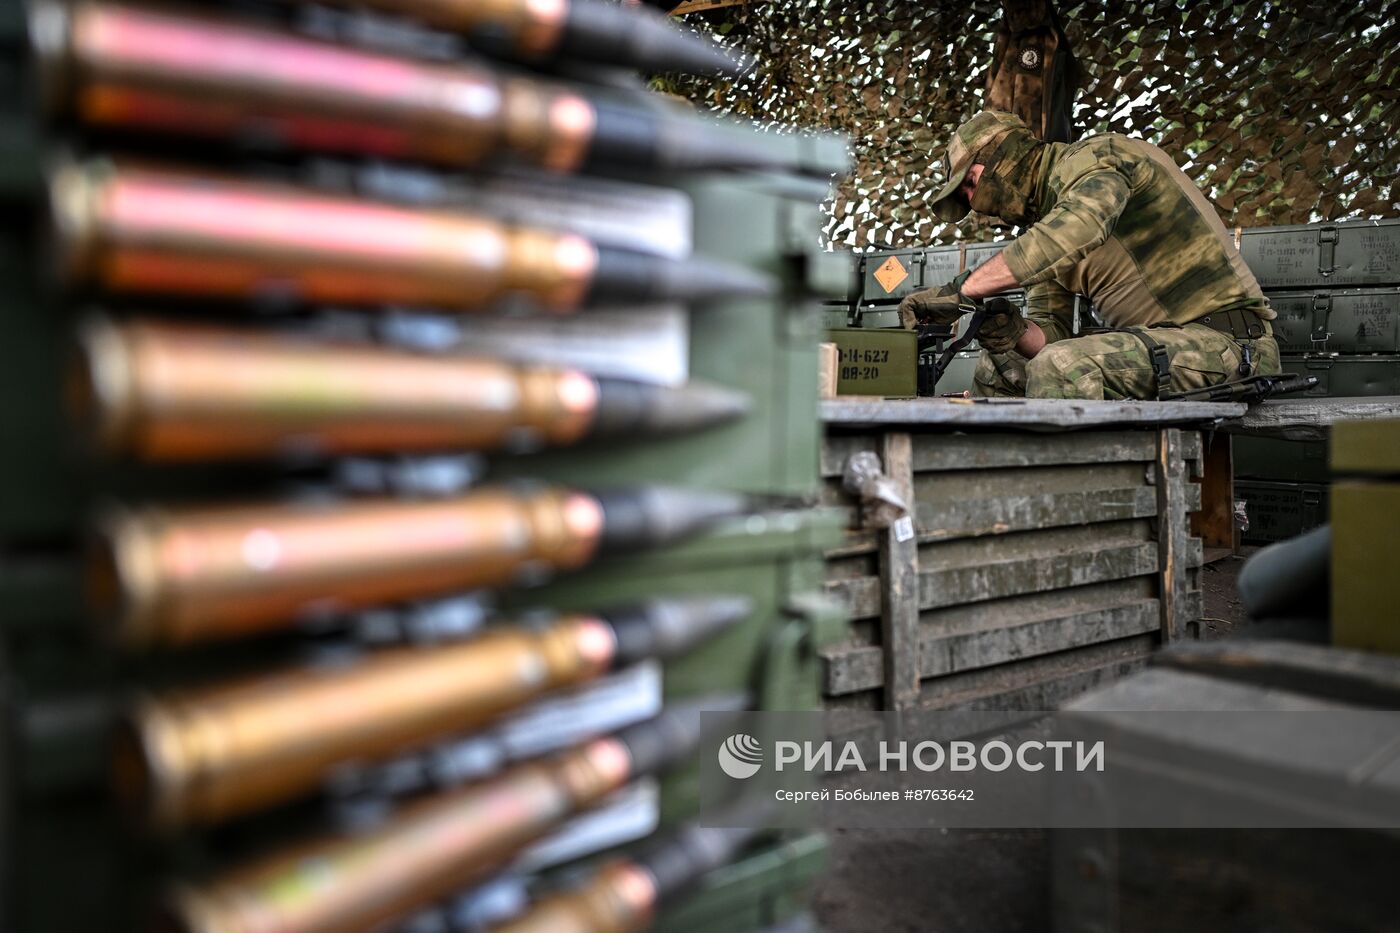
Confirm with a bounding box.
[899,110,1280,400]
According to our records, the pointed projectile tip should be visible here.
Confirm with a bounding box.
[604,594,753,665]
[591,378,751,438]
[655,115,791,172]
[594,485,750,551]
[590,248,775,305]
[624,9,750,77]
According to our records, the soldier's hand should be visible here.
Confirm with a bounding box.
[975,297,1028,353]
[897,271,976,329]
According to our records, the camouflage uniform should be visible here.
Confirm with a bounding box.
[923,111,1280,401]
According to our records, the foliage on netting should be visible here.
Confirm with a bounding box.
[664,1,1400,250]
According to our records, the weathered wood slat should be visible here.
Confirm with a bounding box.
[917,634,1157,711]
[822,398,1245,429]
[822,599,1160,695]
[821,635,1158,713]
[877,432,920,711]
[822,432,1163,477]
[1223,395,1400,442]
[916,487,1158,540]
[1155,429,1193,641]
[827,514,1157,560]
[827,539,1159,619]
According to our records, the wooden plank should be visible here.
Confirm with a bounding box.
[909,432,1158,471]
[1153,429,1194,642]
[1222,395,1400,442]
[827,539,1160,619]
[821,397,1246,429]
[823,431,1160,478]
[915,486,1158,540]
[822,599,1160,695]
[877,432,919,711]
[917,634,1157,711]
[827,520,1158,606]
[1190,431,1237,552]
[922,541,1159,610]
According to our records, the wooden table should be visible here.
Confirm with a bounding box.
[820,398,1236,712]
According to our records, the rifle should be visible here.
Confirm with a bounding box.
[921,301,1005,394]
[1162,373,1318,404]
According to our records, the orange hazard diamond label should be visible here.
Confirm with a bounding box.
[873,256,909,293]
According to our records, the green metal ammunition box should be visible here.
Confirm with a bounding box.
[963,240,1006,274]
[856,244,958,302]
[1239,218,1400,289]
[1331,421,1400,656]
[1233,437,1329,482]
[826,327,917,397]
[850,308,902,329]
[858,248,926,302]
[1332,479,1400,655]
[1331,419,1400,476]
[1281,355,1400,397]
[1268,288,1400,353]
[1237,480,1330,544]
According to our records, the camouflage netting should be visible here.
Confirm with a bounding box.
[665,1,1400,249]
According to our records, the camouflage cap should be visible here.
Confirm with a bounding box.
[929,110,1029,222]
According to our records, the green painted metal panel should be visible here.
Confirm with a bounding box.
[1240,218,1400,289]
[1269,288,1400,353]
[1237,480,1330,544]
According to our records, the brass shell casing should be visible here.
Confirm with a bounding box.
[493,861,657,933]
[93,487,605,648]
[77,318,600,460]
[36,1,594,172]
[168,736,633,933]
[50,161,599,310]
[121,615,617,827]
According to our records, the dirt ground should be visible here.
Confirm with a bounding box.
[809,549,1259,932]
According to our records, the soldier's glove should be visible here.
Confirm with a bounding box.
[898,270,978,330]
[974,297,1028,354]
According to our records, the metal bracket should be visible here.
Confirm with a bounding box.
[1310,292,1333,344]
[1318,225,1339,277]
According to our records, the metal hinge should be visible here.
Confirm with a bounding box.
[1318,225,1339,277]
[1310,292,1333,344]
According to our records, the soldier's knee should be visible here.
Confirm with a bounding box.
[1026,344,1103,399]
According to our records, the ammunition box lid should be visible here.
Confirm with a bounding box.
[1281,354,1400,398]
[1268,287,1400,354]
[1240,218,1400,289]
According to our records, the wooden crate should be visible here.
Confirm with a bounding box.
[818,399,1222,712]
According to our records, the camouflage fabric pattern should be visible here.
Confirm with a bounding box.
[897,269,972,328]
[973,322,1281,400]
[972,115,1274,329]
[929,111,1028,222]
